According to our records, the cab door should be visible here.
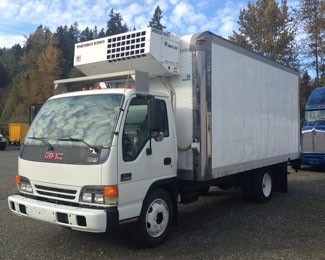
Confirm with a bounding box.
[117,95,176,220]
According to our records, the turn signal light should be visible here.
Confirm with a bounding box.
[104,185,118,198]
[16,175,21,186]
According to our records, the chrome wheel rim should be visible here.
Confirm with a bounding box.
[262,173,272,197]
[145,198,169,238]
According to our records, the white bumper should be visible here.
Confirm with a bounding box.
[8,195,113,233]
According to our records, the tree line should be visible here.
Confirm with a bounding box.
[0,1,324,126]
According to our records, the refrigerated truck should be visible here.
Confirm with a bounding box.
[8,28,300,247]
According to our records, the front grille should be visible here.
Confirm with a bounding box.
[314,132,325,152]
[302,130,325,153]
[35,184,77,201]
[302,132,313,152]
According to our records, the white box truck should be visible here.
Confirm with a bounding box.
[8,28,300,247]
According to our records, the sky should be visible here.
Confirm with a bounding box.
[0,0,297,49]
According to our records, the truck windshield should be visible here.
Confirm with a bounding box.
[305,110,325,123]
[25,94,123,148]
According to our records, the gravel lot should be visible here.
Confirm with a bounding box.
[0,148,324,259]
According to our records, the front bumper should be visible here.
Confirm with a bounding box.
[8,195,118,233]
[301,153,325,165]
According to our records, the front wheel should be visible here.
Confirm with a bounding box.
[135,189,173,247]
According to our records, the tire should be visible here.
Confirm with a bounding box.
[241,169,273,203]
[135,189,173,247]
[253,169,273,202]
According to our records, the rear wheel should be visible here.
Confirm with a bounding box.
[135,189,173,247]
[254,170,273,202]
[241,169,273,202]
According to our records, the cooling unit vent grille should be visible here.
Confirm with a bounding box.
[107,30,147,62]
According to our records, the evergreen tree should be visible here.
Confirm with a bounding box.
[148,5,166,31]
[295,0,324,86]
[80,27,94,42]
[0,62,8,88]
[106,9,129,36]
[230,0,298,68]
[300,71,314,122]
[54,23,80,77]
[98,28,106,38]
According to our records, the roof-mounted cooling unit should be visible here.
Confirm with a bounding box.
[74,28,181,77]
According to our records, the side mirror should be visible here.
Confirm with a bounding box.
[151,131,164,142]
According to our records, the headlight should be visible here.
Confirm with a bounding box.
[80,186,118,205]
[16,175,33,193]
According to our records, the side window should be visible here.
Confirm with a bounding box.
[122,97,169,162]
[123,97,149,161]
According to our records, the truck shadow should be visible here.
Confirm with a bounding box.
[299,165,325,172]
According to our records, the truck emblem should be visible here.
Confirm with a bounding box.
[312,129,317,136]
[44,152,63,161]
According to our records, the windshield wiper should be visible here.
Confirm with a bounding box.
[57,137,98,154]
[28,137,54,151]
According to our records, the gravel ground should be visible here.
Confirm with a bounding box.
[0,149,324,259]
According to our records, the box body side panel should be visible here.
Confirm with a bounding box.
[211,43,299,177]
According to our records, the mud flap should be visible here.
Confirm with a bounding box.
[272,163,288,193]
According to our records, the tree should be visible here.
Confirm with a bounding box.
[80,27,94,42]
[300,71,314,122]
[54,23,80,77]
[295,0,324,86]
[106,9,129,36]
[148,5,166,31]
[1,26,63,123]
[230,0,299,68]
[98,28,106,38]
[0,62,8,88]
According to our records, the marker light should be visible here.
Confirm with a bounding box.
[196,40,206,45]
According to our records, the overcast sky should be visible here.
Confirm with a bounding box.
[0,0,298,48]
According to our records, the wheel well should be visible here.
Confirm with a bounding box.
[146,178,178,224]
[147,178,177,199]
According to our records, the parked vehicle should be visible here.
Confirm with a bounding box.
[8,28,300,247]
[301,87,325,165]
[0,134,6,150]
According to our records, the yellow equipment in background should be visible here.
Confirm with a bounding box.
[9,123,29,145]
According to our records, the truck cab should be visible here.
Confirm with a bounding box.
[9,72,178,246]
[301,87,325,165]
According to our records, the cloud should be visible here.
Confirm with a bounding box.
[0,33,25,48]
[215,1,244,37]
[0,0,247,48]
